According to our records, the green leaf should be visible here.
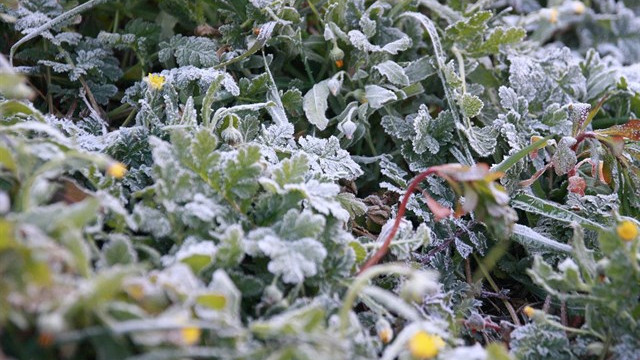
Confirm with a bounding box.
[512,224,572,253]
[196,293,227,310]
[512,193,606,231]
[469,26,526,56]
[492,135,553,173]
[273,153,309,186]
[446,11,491,42]
[103,236,137,266]
[0,100,45,122]
[460,93,484,119]
[215,225,245,268]
[224,145,262,200]
[349,241,367,264]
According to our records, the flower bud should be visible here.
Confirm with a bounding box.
[221,126,243,145]
[329,45,344,62]
[338,119,357,139]
[375,318,393,344]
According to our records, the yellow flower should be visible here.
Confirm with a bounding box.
[408,331,445,359]
[180,326,201,346]
[523,306,535,318]
[572,1,585,15]
[335,59,344,68]
[617,220,638,242]
[146,73,166,91]
[549,7,559,23]
[106,162,127,179]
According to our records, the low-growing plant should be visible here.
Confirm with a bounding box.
[1,0,640,359]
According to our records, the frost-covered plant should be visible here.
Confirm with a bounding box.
[1,0,640,359]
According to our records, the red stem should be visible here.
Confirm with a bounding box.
[357,168,436,274]
[571,131,596,152]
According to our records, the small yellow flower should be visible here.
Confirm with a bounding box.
[335,59,344,68]
[408,331,445,359]
[180,326,201,346]
[617,220,638,242]
[379,327,393,344]
[106,162,127,179]
[573,1,585,15]
[523,306,535,318]
[146,73,166,91]
[549,8,559,23]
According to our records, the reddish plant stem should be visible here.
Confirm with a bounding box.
[357,168,437,274]
[571,131,596,152]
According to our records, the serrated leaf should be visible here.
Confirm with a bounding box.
[257,231,327,284]
[224,145,262,200]
[460,93,484,118]
[469,26,526,56]
[464,125,497,157]
[273,153,310,186]
[551,137,577,176]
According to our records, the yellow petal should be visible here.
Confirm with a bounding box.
[408,331,444,359]
[106,162,127,179]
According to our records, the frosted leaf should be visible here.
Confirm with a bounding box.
[379,154,408,187]
[215,225,245,268]
[381,114,414,141]
[405,56,437,83]
[158,35,219,68]
[364,85,397,109]
[551,137,577,176]
[464,125,497,157]
[412,106,454,155]
[276,209,325,240]
[154,66,239,96]
[303,80,331,130]
[454,237,474,259]
[347,29,411,54]
[373,60,410,86]
[101,235,137,266]
[460,93,484,119]
[566,102,590,131]
[508,47,587,109]
[132,204,172,238]
[284,180,350,221]
[258,123,296,163]
[298,136,363,180]
[183,193,221,223]
[257,233,327,284]
[154,263,203,296]
[173,239,218,270]
[272,153,310,186]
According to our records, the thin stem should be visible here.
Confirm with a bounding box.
[339,263,414,335]
[357,168,437,274]
[474,253,521,326]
